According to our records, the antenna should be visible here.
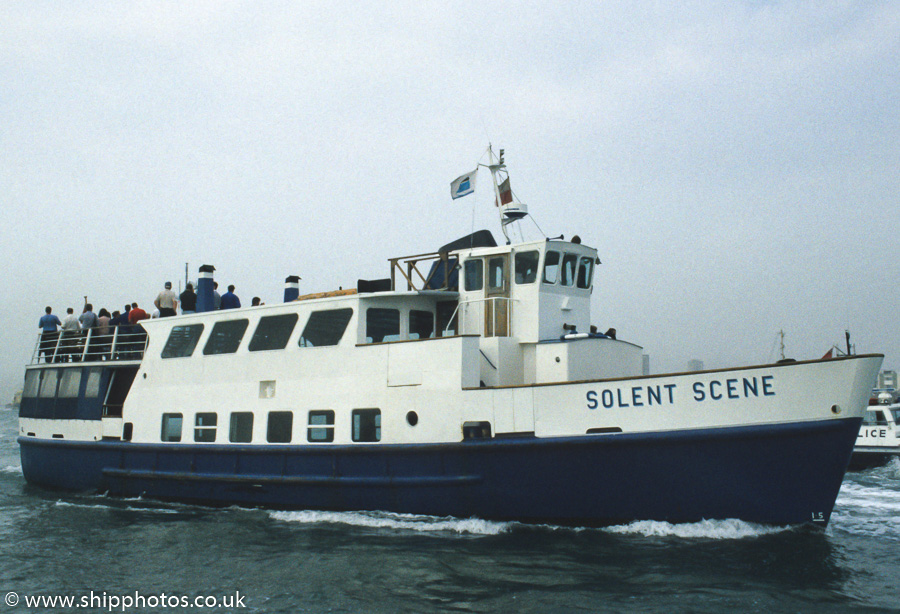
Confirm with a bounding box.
[479,145,529,244]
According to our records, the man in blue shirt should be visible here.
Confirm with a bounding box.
[38,306,62,363]
[220,285,241,309]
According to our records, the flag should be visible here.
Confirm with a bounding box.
[821,348,833,359]
[495,177,512,207]
[450,170,477,199]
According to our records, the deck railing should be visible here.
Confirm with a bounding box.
[31,326,148,365]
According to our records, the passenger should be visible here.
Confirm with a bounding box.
[220,285,241,309]
[251,296,263,306]
[154,281,179,317]
[60,307,81,362]
[180,283,197,314]
[79,303,99,360]
[213,282,221,310]
[96,308,112,360]
[604,328,617,340]
[128,302,149,325]
[38,306,62,363]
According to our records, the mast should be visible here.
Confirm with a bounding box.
[479,145,529,245]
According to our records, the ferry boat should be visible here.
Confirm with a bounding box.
[17,148,883,527]
[849,391,900,470]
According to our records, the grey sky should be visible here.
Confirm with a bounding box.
[2,1,898,399]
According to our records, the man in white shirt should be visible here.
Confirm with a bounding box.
[154,281,179,317]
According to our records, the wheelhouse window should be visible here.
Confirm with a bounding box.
[267,411,293,443]
[514,251,539,284]
[229,412,254,443]
[162,324,204,358]
[194,412,217,443]
[203,319,249,355]
[58,369,81,398]
[249,313,298,352]
[409,310,434,340]
[366,308,400,343]
[85,368,102,398]
[543,250,560,284]
[352,408,381,442]
[560,253,578,286]
[161,413,183,442]
[577,256,594,289]
[488,257,506,290]
[307,410,335,442]
[464,259,483,291]
[39,370,58,398]
[22,371,40,398]
[299,308,353,347]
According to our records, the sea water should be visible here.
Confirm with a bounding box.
[1,406,898,613]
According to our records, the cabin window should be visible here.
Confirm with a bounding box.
[39,370,59,399]
[85,368,102,398]
[514,251,539,284]
[577,256,594,289]
[203,319,249,355]
[162,324,204,358]
[194,412,217,443]
[307,410,335,442]
[865,410,889,426]
[560,253,578,286]
[409,310,435,339]
[543,251,560,284]
[23,371,41,398]
[161,413,183,442]
[352,408,381,442]
[58,369,82,398]
[267,411,293,443]
[366,308,400,343]
[488,257,506,290]
[464,259,483,291]
[229,412,254,443]
[299,308,353,347]
[249,313,299,352]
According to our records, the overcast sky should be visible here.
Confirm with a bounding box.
[2,1,898,400]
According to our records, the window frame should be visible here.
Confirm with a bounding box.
[161,324,205,359]
[249,313,299,352]
[307,410,335,443]
[266,410,294,443]
[202,319,249,355]
[351,408,381,443]
[229,412,254,443]
[161,413,184,442]
[299,308,353,347]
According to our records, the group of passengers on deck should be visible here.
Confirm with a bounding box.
[36,281,254,363]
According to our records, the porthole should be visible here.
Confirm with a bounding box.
[406,411,418,426]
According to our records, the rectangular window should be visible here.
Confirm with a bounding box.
[464,259,483,291]
[58,369,82,398]
[409,310,434,340]
[543,250,560,284]
[488,257,505,290]
[299,308,353,347]
[39,370,59,399]
[229,412,254,443]
[561,253,578,286]
[162,324,204,358]
[267,411,293,443]
[249,313,298,352]
[203,319,249,355]
[307,410,335,442]
[161,413,183,442]
[352,408,381,442]
[436,301,458,337]
[194,412,217,442]
[514,251,539,284]
[85,368,102,398]
[577,256,594,289]
[23,371,41,398]
[366,308,400,343]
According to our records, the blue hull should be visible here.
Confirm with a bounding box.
[18,418,860,527]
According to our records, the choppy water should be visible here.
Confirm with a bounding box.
[1,406,898,613]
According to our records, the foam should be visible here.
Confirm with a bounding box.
[269,510,510,536]
[603,518,790,539]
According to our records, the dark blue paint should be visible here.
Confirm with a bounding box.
[19,417,861,527]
